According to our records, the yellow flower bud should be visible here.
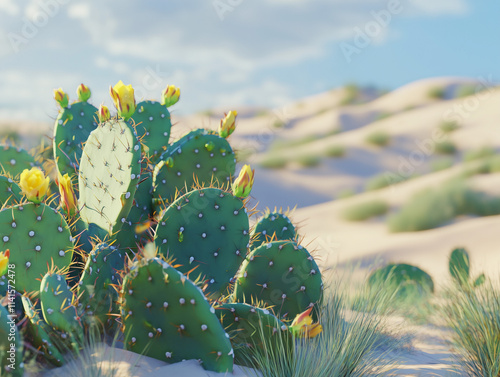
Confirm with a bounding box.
[54,88,69,108]
[219,111,237,138]
[77,83,91,102]
[161,85,180,107]
[0,249,9,276]
[232,164,254,198]
[110,80,136,120]
[19,167,50,204]
[57,173,78,216]
[289,307,323,339]
[98,104,111,123]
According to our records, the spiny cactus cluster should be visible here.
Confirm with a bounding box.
[0,82,323,374]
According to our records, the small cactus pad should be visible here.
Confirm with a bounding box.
[40,272,83,339]
[0,203,74,293]
[215,303,289,363]
[0,175,21,207]
[368,263,434,296]
[78,243,125,329]
[0,305,23,376]
[78,119,142,237]
[251,211,296,248]
[153,129,236,205]
[449,247,470,286]
[155,187,250,296]
[234,241,322,320]
[53,100,98,176]
[0,145,36,177]
[120,258,234,373]
[22,296,65,366]
[131,101,172,162]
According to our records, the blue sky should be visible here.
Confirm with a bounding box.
[0,0,498,122]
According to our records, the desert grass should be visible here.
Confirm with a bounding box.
[388,179,500,232]
[324,145,346,158]
[295,154,321,168]
[431,157,454,172]
[260,155,288,169]
[463,146,496,162]
[439,121,461,134]
[435,140,457,155]
[342,200,389,221]
[365,131,390,147]
[365,172,408,191]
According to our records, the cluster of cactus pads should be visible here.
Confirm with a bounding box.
[0,82,324,374]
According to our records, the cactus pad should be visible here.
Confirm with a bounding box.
[153,129,236,206]
[155,187,250,296]
[0,145,36,177]
[0,175,21,208]
[120,257,234,373]
[368,263,434,297]
[234,240,323,320]
[78,118,142,238]
[0,203,74,293]
[53,101,98,176]
[0,305,23,376]
[252,211,296,248]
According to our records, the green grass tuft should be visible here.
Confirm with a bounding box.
[434,140,456,155]
[295,154,321,168]
[365,172,408,191]
[342,200,389,221]
[428,86,446,99]
[463,146,496,162]
[365,131,390,147]
[439,121,460,133]
[430,158,454,172]
[260,155,288,169]
[324,145,346,158]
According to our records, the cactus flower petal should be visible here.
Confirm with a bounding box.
[289,307,322,338]
[98,104,111,123]
[54,88,69,108]
[110,80,136,120]
[77,83,91,102]
[0,249,9,277]
[219,111,237,138]
[161,85,180,107]
[19,167,49,204]
[232,164,254,198]
[57,173,78,216]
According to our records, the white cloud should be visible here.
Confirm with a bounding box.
[409,0,469,16]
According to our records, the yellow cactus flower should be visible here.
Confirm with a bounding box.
[289,307,323,339]
[109,80,136,120]
[54,88,69,108]
[232,164,254,198]
[77,83,91,102]
[161,85,180,107]
[57,173,78,216]
[0,249,9,276]
[98,104,111,123]
[19,167,50,204]
[219,111,237,138]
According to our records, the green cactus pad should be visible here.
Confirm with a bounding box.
[0,305,23,376]
[0,145,37,178]
[22,296,65,366]
[251,211,296,248]
[234,241,323,320]
[153,129,236,206]
[368,263,434,297]
[0,175,21,208]
[155,187,250,297]
[131,101,172,163]
[0,203,74,293]
[53,101,98,176]
[120,258,234,373]
[215,303,289,363]
[449,247,470,286]
[78,118,142,238]
[40,272,83,340]
[78,243,125,329]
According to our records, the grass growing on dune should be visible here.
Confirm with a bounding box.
[342,199,389,221]
[388,179,500,232]
[241,278,404,377]
[365,131,390,147]
[443,281,500,376]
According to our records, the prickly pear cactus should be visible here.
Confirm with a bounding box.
[0,305,23,376]
[22,296,65,366]
[78,243,124,329]
[0,203,74,293]
[53,96,98,176]
[40,272,83,341]
[78,118,142,238]
[448,247,485,288]
[0,145,37,177]
[251,211,296,248]
[234,240,323,320]
[368,263,434,297]
[153,129,236,206]
[155,187,250,296]
[215,303,289,363]
[120,257,234,373]
[0,176,21,208]
[131,101,172,163]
